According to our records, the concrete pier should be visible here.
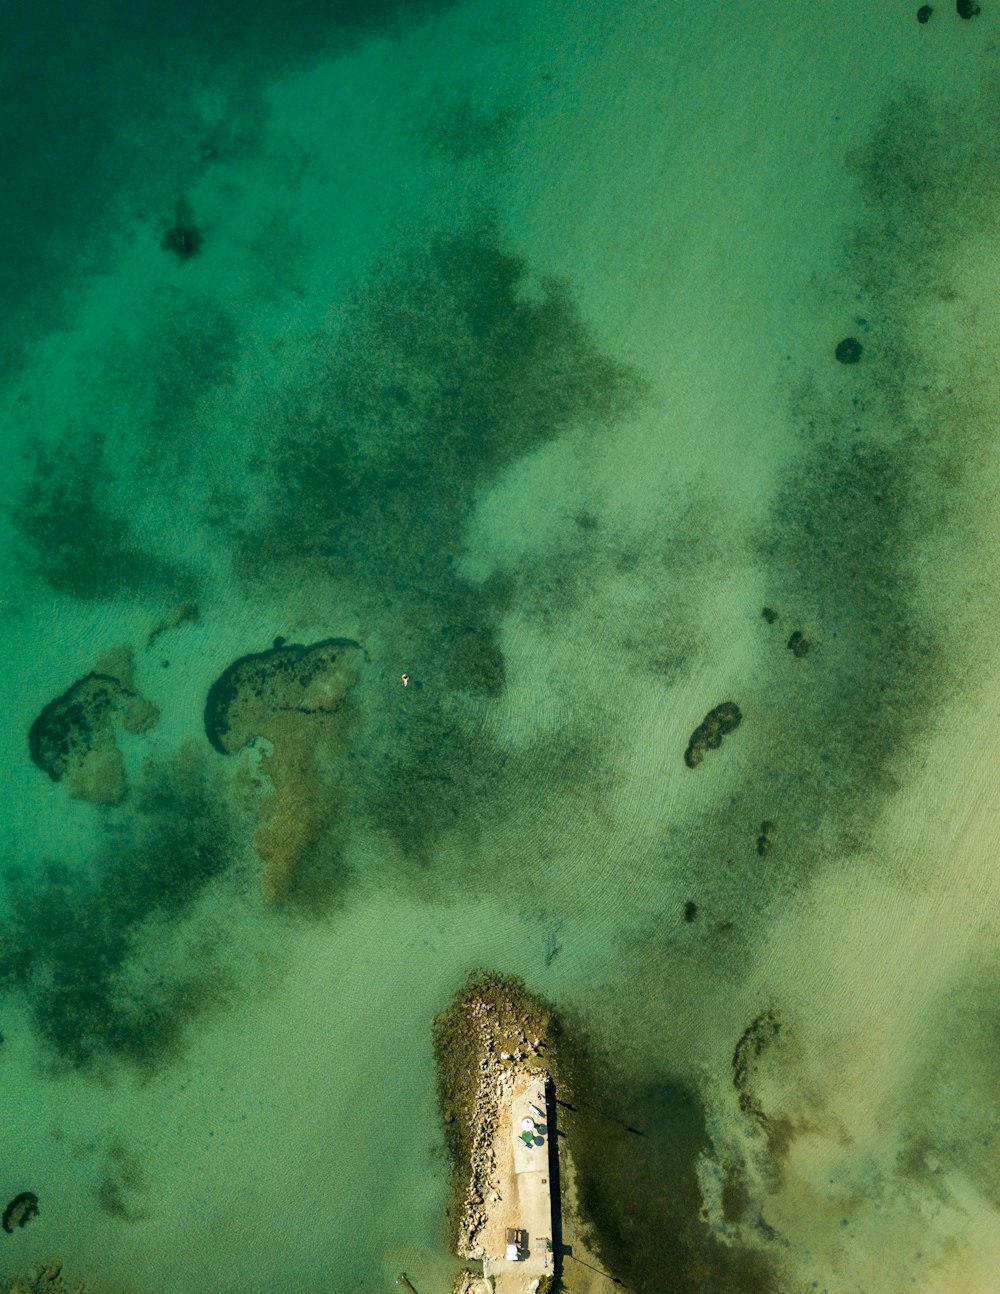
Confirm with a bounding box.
[481,1071,557,1293]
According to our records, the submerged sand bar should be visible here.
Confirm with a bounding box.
[479,1070,555,1292]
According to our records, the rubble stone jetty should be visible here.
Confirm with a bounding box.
[434,974,560,1294]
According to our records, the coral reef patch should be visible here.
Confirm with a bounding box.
[28,646,159,804]
[683,702,743,769]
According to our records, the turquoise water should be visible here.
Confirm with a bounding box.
[4,3,1000,1291]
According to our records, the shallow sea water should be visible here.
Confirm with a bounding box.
[2,2,1000,1292]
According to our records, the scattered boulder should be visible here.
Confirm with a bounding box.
[28,647,158,805]
[2,1192,39,1233]
[835,336,863,364]
[917,4,933,19]
[684,702,743,768]
[786,630,810,658]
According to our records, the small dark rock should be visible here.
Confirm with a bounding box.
[684,900,698,922]
[957,0,980,16]
[761,606,778,624]
[787,630,810,658]
[917,4,933,19]
[835,336,863,364]
[3,1191,39,1233]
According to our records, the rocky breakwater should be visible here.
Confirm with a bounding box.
[433,973,555,1261]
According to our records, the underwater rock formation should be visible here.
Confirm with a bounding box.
[835,336,863,364]
[731,1010,782,1125]
[683,702,743,768]
[2,1192,39,1233]
[28,646,158,805]
[204,637,363,754]
[205,637,364,901]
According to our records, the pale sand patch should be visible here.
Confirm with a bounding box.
[740,648,1000,1291]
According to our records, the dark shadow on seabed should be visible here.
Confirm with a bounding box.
[550,1080,625,1291]
[546,1077,565,1287]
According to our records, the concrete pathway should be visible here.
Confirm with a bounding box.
[483,1072,555,1293]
